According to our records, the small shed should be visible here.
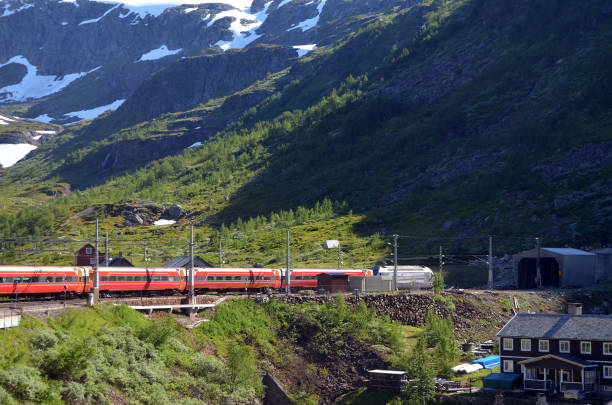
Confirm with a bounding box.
[512,248,596,288]
[317,273,349,293]
[594,248,612,282]
[349,275,393,292]
[323,240,339,249]
[75,243,105,266]
[482,373,521,390]
[162,256,215,268]
[367,370,407,389]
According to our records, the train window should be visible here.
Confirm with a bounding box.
[196,276,206,281]
[233,276,241,280]
[214,276,222,280]
[224,276,232,280]
[55,277,64,283]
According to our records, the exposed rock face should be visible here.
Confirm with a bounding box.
[166,204,183,219]
[0,0,417,121]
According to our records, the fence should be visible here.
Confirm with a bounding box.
[0,307,22,329]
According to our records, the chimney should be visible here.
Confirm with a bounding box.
[566,302,583,315]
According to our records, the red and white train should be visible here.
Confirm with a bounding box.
[0,266,372,297]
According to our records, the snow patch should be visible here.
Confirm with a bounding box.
[153,219,176,226]
[277,0,291,8]
[287,0,325,31]
[35,130,57,135]
[292,43,316,57]
[32,135,42,140]
[0,120,7,126]
[188,141,202,148]
[61,21,69,25]
[32,114,55,123]
[59,0,79,6]
[78,3,121,25]
[183,6,198,12]
[0,144,37,168]
[194,126,201,129]
[137,45,182,62]
[1,3,34,18]
[0,56,100,102]
[64,99,125,121]
[0,114,16,122]
[210,1,271,51]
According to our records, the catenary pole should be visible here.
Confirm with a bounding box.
[536,237,541,288]
[337,242,341,270]
[286,229,290,294]
[93,218,100,304]
[189,224,195,304]
[218,237,222,268]
[488,235,493,289]
[393,235,398,291]
[105,233,109,266]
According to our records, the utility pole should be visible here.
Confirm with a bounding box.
[488,235,493,290]
[218,237,222,268]
[131,245,134,265]
[439,246,444,274]
[92,218,100,305]
[393,235,398,291]
[105,233,109,266]
[286,229,290,294]
[143,240,147,263]
[337,242,341,270]
[189,224,195,304]
[535,237,541,288]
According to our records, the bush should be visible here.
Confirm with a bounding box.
[191,353,225,378]
[0,386,16,405]
[433,273,445,294]
[61,381,86,404]
[30,330,60,350]
[0,365,46,401]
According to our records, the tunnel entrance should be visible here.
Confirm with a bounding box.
[517,258,560,288]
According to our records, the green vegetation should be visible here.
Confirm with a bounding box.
[1,0,611,267]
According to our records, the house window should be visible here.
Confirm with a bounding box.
[604,366,612,379]
[580,341,591,354]
[539,340,549,352]
[603,385,612,391]
[503,360,513,373]
[521,339,531,351]
[90,258,96,265]
[585,370,596,384]
[86,247,92,254]
[503,338,513,351]
[604,342,612,355]
[559,340,570,353]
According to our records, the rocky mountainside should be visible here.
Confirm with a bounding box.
[0,0,417,122]
[0,0,610,263]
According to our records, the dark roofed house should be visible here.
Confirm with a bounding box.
[100,254,134,267]
[162,256,214,268]
[496,312,612,398]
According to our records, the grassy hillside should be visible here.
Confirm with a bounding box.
[0,0,610,267]
[0,298,423,405]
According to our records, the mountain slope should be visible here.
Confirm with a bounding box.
[0,0,610,267]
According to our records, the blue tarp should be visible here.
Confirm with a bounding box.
[482,373,521,390]
[472,355,500,369]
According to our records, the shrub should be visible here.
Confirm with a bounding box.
[433,272,445,294]
[30,330,60,350]
[0,365,46,401]
[0,385,16,405]
[191,353,225,378]
[61,381,86,404]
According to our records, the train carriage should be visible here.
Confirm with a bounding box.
[281,268,372,290]
[93,267,184,293]
[193,268,281,291]
[0,266,87,296]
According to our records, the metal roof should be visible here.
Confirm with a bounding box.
[497,313,612,340]
[541,248,595,256]
[162,256,214,268]
[368,370,406,375]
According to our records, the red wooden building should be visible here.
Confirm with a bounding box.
[75,243,105,266]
